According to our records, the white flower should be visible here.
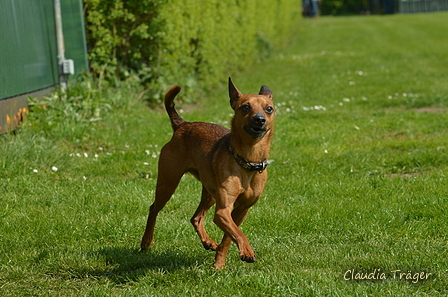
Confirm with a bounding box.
[84,153,88,158]
[314,105,327,111]
[143,162,149,166]
[51,166,58,172]
[302,105,326,111]
[33,169,38,173]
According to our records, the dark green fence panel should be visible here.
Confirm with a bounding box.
[0,0,88,100]
[0,0,59,99]
[0,0,88,133]
[399,0,448,13]
[62,0,88,76]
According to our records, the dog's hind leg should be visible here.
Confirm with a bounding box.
[140,147,185,251]
[190,186,218,251]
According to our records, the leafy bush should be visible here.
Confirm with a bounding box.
[83,0,301,102]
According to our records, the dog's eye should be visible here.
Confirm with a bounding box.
[241,104,250,113]
[265,106,274,114]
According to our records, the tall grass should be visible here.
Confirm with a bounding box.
[1,12,447,296]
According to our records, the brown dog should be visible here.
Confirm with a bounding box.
[140,78,274,269]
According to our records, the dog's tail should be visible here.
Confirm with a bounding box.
[164,86,185,131]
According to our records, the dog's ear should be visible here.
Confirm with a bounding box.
[229,77,243,110]
[259,85,273,100]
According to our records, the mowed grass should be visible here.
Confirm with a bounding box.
[1,12,448,296]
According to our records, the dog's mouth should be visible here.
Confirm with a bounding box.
[244,125,268,138]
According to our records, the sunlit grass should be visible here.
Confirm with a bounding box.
[1,12,448,296]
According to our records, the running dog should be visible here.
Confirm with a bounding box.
[141,78,275,269]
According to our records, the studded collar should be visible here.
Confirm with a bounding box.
[228,144,269,173]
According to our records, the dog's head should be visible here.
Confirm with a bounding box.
[229,77,274,140]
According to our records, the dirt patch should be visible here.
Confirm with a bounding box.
[386,172,421,179]
[412,107,445,114]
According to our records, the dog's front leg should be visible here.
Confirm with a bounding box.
[191,186,219,251]
[213,202,254,269]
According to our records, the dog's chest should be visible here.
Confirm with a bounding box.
[239,172,266,200]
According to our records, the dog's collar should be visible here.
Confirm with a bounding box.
[228,144,269,173]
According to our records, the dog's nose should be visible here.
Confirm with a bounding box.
[252,112,266,126]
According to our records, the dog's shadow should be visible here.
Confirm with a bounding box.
[83,247,207,284]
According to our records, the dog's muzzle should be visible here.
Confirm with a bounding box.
[244,112,268,138]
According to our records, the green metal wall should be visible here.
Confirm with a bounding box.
[0,0,88,100]
[0,1,59,99]
[61,0,89,79]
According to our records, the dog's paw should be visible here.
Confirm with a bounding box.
[240,254,256,263]
[213,260,226,270]
[203,241,219,251]
[140,244,152,253]
[140,241,153,253]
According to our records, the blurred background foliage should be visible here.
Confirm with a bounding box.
[83,0,301,103]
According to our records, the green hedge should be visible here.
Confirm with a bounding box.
[83,0,300,102]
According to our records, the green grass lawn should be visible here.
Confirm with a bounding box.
[1,12,448,296]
